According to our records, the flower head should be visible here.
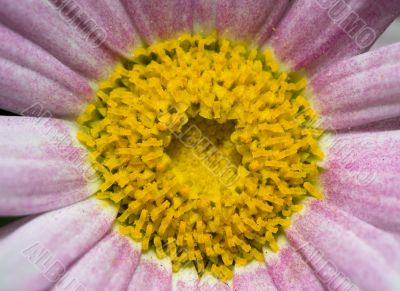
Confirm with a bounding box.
[0,0,400,290]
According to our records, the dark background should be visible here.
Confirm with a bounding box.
[0,109,18,227]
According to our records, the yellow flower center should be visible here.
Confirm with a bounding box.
[77,34,324,281]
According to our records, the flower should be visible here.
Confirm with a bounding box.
[0,0,399,290]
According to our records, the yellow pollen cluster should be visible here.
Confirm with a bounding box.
[77,34,324,281]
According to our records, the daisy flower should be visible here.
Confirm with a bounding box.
[0,0,400,290]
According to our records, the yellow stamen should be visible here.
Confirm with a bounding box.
[77,34,324,281]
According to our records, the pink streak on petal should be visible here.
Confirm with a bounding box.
[255,1,290,45]
[311,43,400,130]
[0,58,88,117]
[67,0,141,57]
[173,269,199,291]
[0,117,97,216]
[233,264,276,291]
[319,104,400,131]
[127,256,172,291]
[288,201,400,291]
[0,24,93,97]
[193,0,217,34]
[175,281,198,291]
[0,0,114,79]
[266,246,324,291]
[271,0,400,72]
[217,0,290,42]
[346,116,400,133]
[322,130,400,233]
[0,198,117,291]
[53,230,140,291]
[121,0,193,44]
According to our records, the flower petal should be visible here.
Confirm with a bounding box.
[265,239,324,291]
[321,130,400,233]
[0,24,93,97]
[173,267,199,291]
[127,252,172,291]
[64,0,141,57]
[0,117,98,216]
[0,198,117,291]
[288,201,400,291]
[0,58,88,116]
[271,0,400,72]
[217,0,290,42]
[193,0,216,34]
[53,229,140,291]
[311,43,400,129]
[121,0,193,44]
[233,262,276,291]
[198,274,231,290]
[0,0,114,79]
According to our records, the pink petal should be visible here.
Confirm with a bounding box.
[270,0,400,72]
[65,0,141,57]
[233,263,276,291]
[311,43,400,130]
[288,201,400,291]
[173,268,199,291]
[322,130,400,233]
[193,0,217,34]
[0,0,114,79]
[0,58,89,116]
[0,198,117,291]
[53,230,140,291]
[0,24,93,97]
[127,253,173,291]
[217,0,290,42]
[266,241,324,291]
[0,117,98,216]
[121,0,193,44]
